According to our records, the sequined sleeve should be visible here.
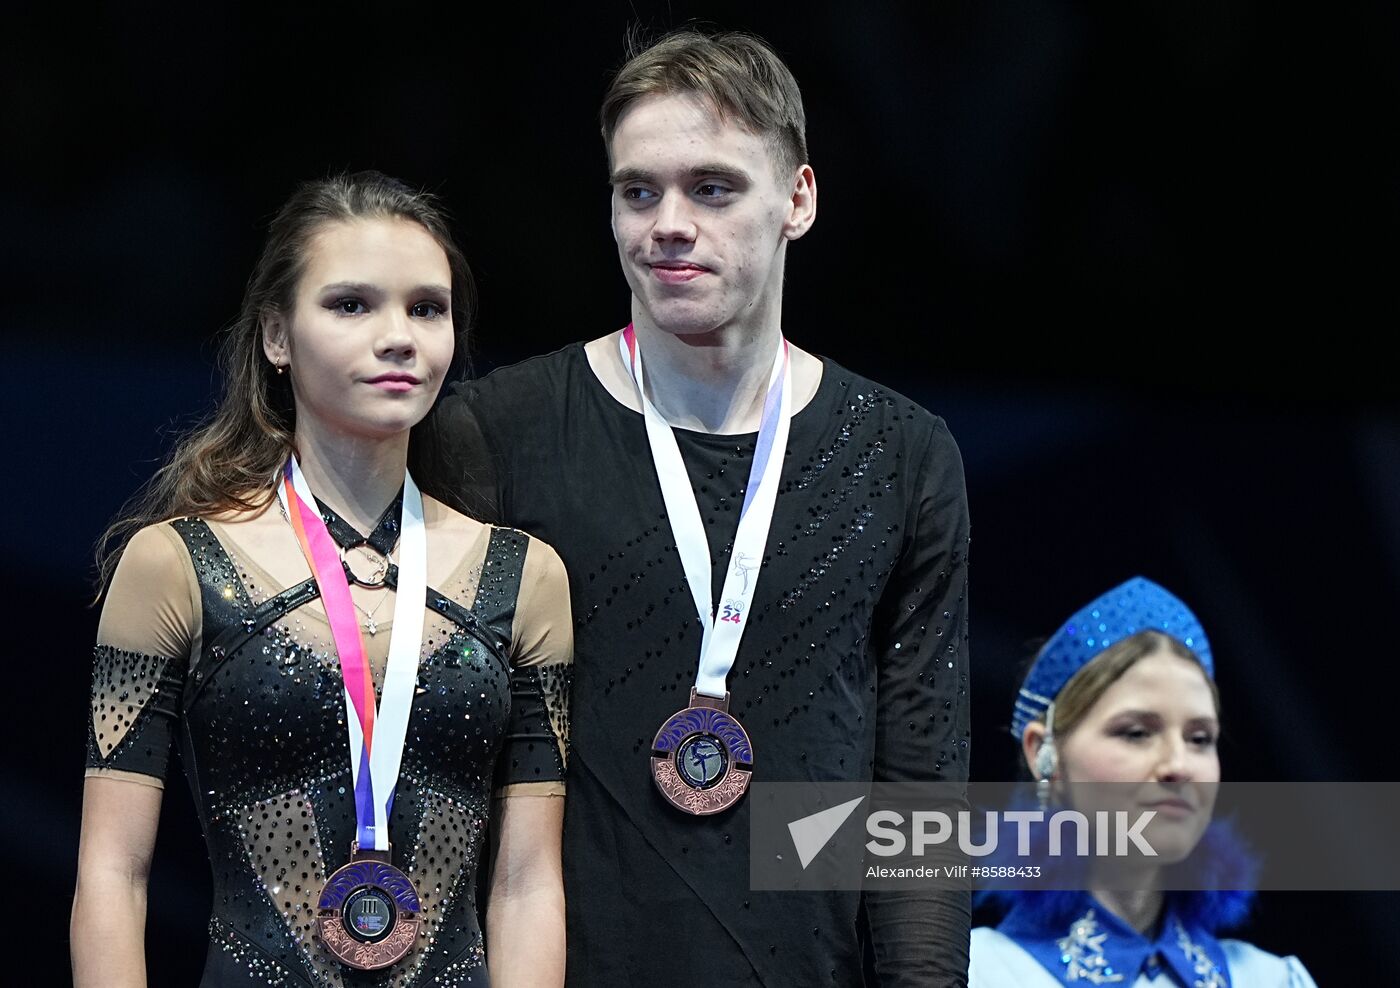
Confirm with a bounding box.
[85,523,198,788]
[494,536,573,797]
[871,418,970,784]
[865,418,972,986]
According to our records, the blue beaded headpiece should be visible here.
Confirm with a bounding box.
[1011,577,1212,739]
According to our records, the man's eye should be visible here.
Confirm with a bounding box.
[411,301,445,319]
[696,183,731,197]
[331,298,367,315]
[622,186,656,201]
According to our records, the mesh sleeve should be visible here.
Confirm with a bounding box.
[84,524,197,786]
[494,537,572,796]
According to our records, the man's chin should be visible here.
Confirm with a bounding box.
[638,306,729,340]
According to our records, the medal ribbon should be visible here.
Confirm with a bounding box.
[278,457,427,851]
[620,324,793,697]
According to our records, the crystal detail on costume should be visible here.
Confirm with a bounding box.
[237,791,341,982]
[429,934,487,986]
[1174,920,1228,988]
[536,661,573,768]
[89,645,172,759]
[209,916,297,986]
[389,788,489,987]
[100,517,561,982]
[1057,909,1125,983]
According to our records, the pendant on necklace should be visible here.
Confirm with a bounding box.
[365,618,378,636]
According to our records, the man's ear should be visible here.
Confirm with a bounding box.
[782,164,817,241]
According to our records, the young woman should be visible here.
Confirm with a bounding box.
[72,172,569,987]
[970,577,1315,987]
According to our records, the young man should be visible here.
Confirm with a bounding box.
[430,30,971,986]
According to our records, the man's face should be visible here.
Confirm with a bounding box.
[608,93,813,337]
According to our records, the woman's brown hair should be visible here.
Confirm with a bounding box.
[93,171,475,595]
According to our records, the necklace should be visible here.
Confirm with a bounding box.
[275,485,403,615]
[354,590,391,636]
[278,499,394,633]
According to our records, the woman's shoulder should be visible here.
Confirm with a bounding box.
[968,927,1052,986]
[424,497,562,557]
[117,503,281,595]
[970,925,1318,988]
[970,926,1012,946]
[175,494,281,534]
[99,522,204,655]
[118,520,199,569]
[1220,939,1319,987]
[423,497,567,589]
[422,493,489,531]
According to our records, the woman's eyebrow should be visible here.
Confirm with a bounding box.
[317,281,384,298]
[1105,709,1163,722]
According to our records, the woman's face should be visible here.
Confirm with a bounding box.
[1056,647,1221,864]
[265,217,455,443]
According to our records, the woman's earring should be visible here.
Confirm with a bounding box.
[1035,702,1058,811]
[276,364,286,375]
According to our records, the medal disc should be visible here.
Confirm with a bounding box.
[651,689,753,815]
[316,847,421,969]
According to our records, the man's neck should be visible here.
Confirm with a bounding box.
[629,317,783,434]
[292,423,409,535]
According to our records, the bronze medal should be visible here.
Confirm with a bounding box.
[651,689,754,815]
[316,845,421,970]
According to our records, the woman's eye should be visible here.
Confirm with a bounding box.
[1114,726,1150,742]
[1189,732,1218,748]
[331,298,367,315]
[411,301,445,319]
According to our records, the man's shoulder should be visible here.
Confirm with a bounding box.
[815,355,953,448]
[424,343,590,492]
[445,341,588,411]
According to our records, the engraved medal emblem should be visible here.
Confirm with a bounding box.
[651,689,754,815]
[316,846,421,970]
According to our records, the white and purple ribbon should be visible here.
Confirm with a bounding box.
[279,458,427,851]
[619,324,793,698]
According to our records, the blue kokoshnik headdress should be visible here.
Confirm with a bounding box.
[1011,576,1213,739]
[984,579,1256,958]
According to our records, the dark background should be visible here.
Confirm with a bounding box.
[6,1,1397,983]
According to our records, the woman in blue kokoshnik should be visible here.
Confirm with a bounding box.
[969,578,1316,987]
